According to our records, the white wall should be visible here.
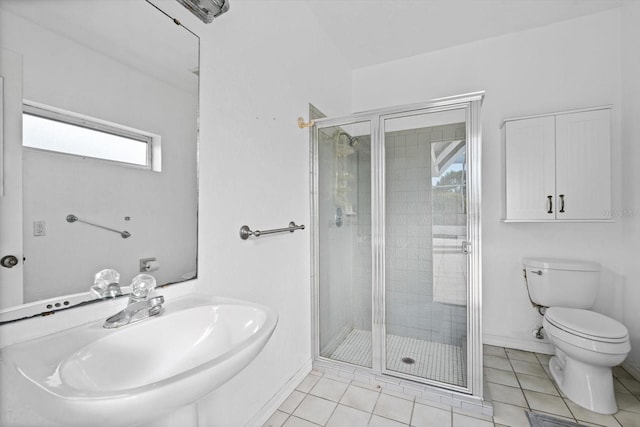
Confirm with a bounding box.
[353,10,626,354]
[0,1,350,425]
[620,0,640,376]
[194,1,352,425]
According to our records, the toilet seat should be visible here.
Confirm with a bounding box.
[545,307,629,343]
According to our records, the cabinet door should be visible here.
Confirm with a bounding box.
[505,116,556,220]
[555,109,611,220]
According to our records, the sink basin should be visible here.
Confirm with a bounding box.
[0,294,278,427]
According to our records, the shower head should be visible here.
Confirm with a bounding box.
[338,131,359,147]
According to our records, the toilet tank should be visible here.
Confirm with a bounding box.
[522,258,600,309]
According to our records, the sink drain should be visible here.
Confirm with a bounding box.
[401,357,415,365]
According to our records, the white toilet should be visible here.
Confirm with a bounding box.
[522,258,631,415]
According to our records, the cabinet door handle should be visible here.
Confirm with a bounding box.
[559,194,565,213]
[547,195,553,214]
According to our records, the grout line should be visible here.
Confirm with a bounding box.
[408,398,415,427]
[369,390,382,425]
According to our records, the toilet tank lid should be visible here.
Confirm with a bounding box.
[522,258,600,272]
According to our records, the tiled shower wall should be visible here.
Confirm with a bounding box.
[353,124,467,347]
[353,141,372,332]
[320,123,467,352]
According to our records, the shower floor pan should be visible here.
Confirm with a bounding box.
[322,328,467,387]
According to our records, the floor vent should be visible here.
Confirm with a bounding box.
[526,411,583,427]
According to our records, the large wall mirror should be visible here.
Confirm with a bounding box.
[0,0,199,322]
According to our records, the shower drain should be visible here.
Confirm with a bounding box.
[401,357,416,365]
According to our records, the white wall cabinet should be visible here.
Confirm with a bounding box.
[504,107,611,222]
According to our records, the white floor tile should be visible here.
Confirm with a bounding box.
[373,393,414,424]
[616,379,633,395]
[510,360,548,378]
[309,377,349,402]
[293,394,337,426]
[283,416,321,427]
[516,373,559,395]
[280,390,306,414]
[484,367,519,387]
[565,400,621,427]
[535,353,552,366]
[411,403,451,427]
[486,382,527,407]
[505,348,539,363]
[297,373,322,393]
[523,390,572,418]
[452,412,493,427]
[339,384,379,413]
[614,409,640,427]
[483,345,507,358]
[369,414,409,427]
[263,410,289,427]
[492,401,531,427]
[327,329,467,386]
[268,348,640,427]
[617,392,640,413]
[325,404,370,427]
[483,355,513,371]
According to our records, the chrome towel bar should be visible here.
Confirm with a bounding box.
[67,214,131,239]
[239,221,305,240]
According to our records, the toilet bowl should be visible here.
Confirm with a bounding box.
[522,258,632,415]
[542,307,630,414]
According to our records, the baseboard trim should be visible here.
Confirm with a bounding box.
[483,333,554,354]
[246,359,312,427]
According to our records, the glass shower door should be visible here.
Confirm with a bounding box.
[382,108,469,388]
[312,93,483,397]
[315,120,373,368]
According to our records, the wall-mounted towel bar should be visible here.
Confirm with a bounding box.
[239,221,305,240]
[66,214,131,239]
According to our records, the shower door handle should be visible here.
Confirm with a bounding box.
[461,241,470,254]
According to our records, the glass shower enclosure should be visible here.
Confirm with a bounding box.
[311,93,483,396]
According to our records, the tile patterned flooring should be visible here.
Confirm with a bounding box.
[325,329,466,386]
[263,345,640,427]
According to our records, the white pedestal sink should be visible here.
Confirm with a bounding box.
[0,294,277,427]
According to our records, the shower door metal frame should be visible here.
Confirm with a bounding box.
[310,92,484,397]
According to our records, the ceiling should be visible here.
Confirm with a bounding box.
[0,0,199,93]
[304,0,623,69]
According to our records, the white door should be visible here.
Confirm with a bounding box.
[0,48,24,307]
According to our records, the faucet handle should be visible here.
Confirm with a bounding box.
[130,274,157,300]
[91,269,121,298]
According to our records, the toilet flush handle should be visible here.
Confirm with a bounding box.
[530,269,543,275]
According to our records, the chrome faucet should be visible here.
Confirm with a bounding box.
[91,269,122,299]
[103,274,164,329]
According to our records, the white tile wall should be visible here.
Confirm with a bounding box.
[319,123,468,359]
[383,124,467,346]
